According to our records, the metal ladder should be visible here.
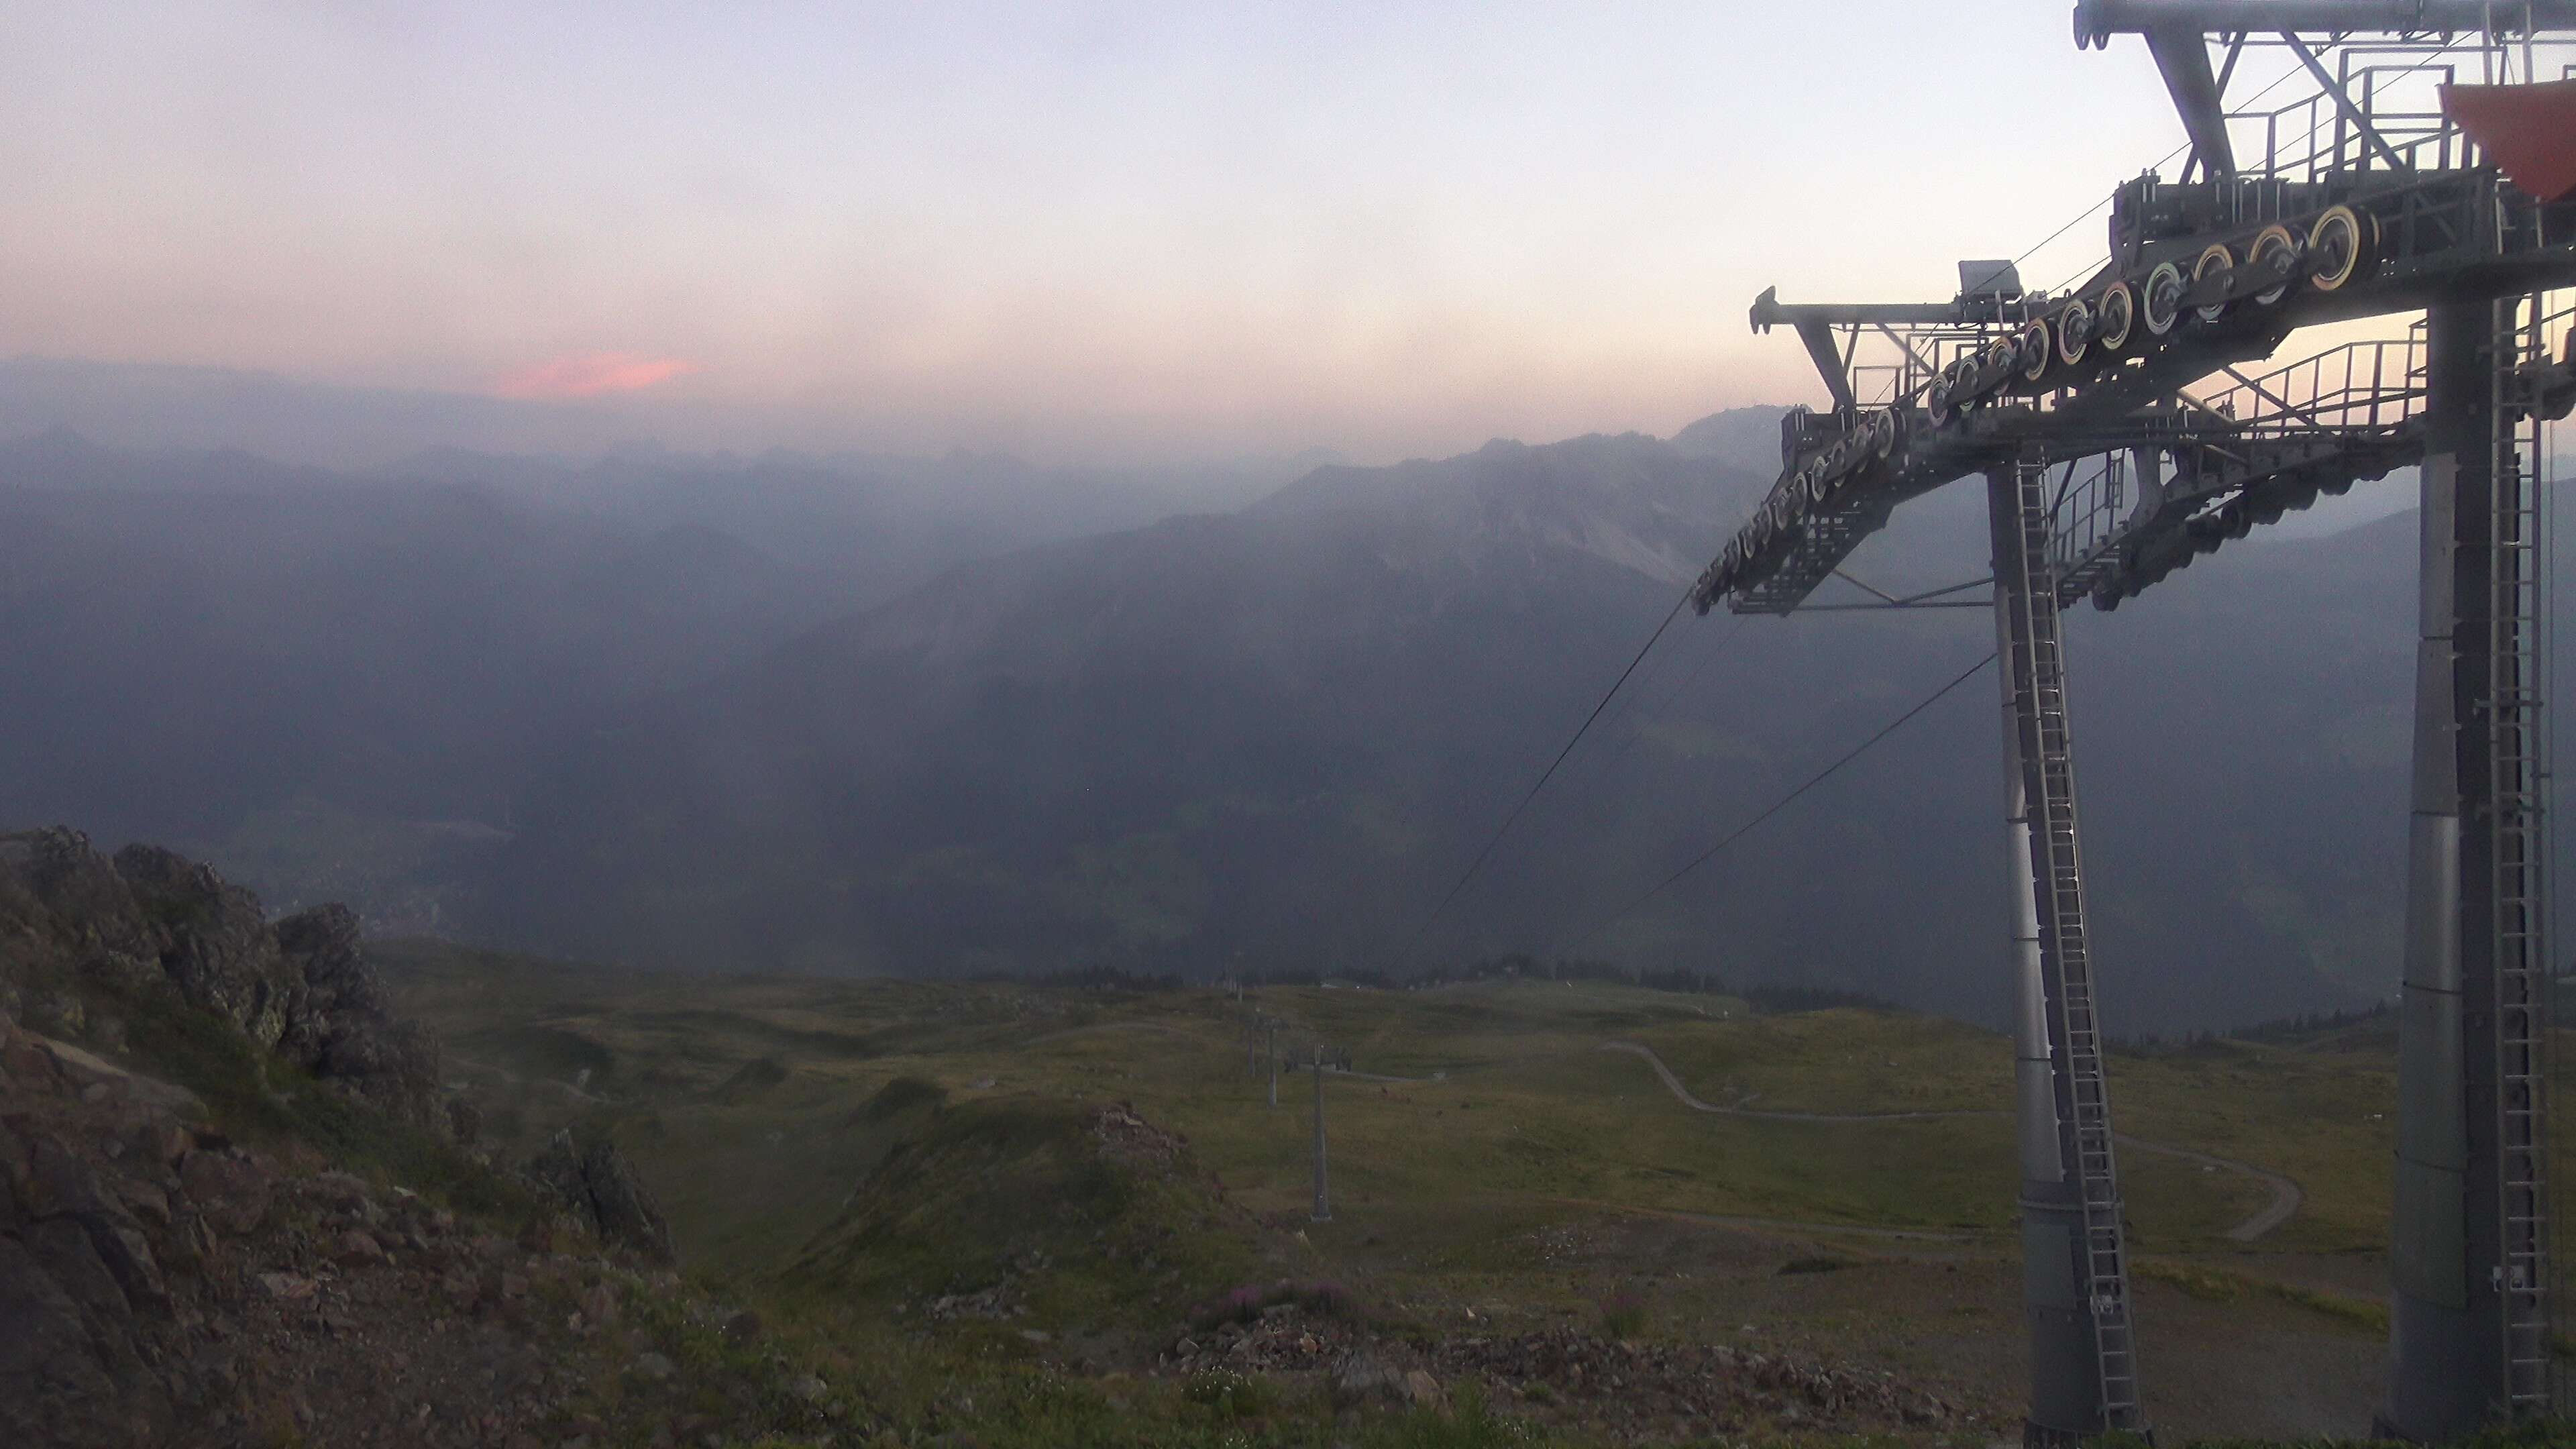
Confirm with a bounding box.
[2488,295,2555,1415]
[2011,462,2145,1432]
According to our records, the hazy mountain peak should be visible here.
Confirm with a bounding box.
[1668,405,1792,473]
[1248,425,1766,584]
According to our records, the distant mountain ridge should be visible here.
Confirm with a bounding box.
[462,413,2452,1032]
[1252,433,1771,583]
[0,405,2481,1031]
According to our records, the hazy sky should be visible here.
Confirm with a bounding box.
[3,3,2276,464]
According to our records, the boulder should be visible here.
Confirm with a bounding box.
[1329,1348,1406,1410]
[177,1150,272,1237]
[333,1229,388,1267]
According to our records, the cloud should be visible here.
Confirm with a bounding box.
[492,352,697,400]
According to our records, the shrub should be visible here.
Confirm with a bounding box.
[1596,1285,1645,1340]
[1186,1278,1364,1331]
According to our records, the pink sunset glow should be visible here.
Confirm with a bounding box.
[493,353,698,400]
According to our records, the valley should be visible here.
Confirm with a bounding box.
[2,414,2500,1034]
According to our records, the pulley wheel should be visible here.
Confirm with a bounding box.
[2307,205,2375,292]
[2019,319,2053,383]
[2142,262,2184,337]
[2094,282,2135,352]
[2192,242,2233,323]
[2055,298,2093,368]
[2247,225,2298,306]
[1984,336,2020,390]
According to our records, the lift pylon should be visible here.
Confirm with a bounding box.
[1690,4,2576,1438]
[2383,296,2557,1438]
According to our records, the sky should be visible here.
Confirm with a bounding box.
[1,3,2314,466]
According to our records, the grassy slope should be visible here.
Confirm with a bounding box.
[379,941,2576,1445]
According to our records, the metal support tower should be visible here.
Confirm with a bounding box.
[1310,1047,1332,1222]
[1990,463,2145,1446]
[1686,6,2575,1430]
[2385,299,2556,1439]
[1267,1020,1279,1108]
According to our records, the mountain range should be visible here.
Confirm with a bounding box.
[0,395,2497,1032]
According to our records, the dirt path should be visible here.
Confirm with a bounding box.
[1025,1020,1450,1083]
[1544,1194,1983,1244]
[2112,1135,2305,1243]
[445,1052,621,1105]
[1599,1041,2302,1244]
[1601,1041,2005,1123]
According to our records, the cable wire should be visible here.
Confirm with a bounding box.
[1565,614,1751,806]
[1387,586,1696,971]
[1395,39,2478,978]
[1559,650,1998,953]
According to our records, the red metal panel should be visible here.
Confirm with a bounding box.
[2442,80,2576,203]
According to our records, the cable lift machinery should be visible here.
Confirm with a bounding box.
[1692,3,2576,1442]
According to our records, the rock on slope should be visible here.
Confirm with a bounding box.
[0,828,848,1448]
[0,826,447,1132]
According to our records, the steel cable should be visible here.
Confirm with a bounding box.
[1386,586,1697,971]
[1558,649,1999,954]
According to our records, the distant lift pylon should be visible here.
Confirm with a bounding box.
[1703,4,2576,1442]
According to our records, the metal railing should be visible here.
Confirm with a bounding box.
[2231,52,2469,187]
[2044,332,2434,580]
[2182,333,2432,437]
[2046,454,2133,580]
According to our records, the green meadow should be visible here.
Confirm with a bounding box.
[383,941,2571,1446]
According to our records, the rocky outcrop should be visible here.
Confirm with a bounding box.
[0,1010,841,1449]
[2,1011,231,1446]
[111,843,301,1050]
[525,1130,675,1265]
[0,828,445,1133]
[273,905,443,1132]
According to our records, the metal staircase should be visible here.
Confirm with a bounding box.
[2003,461,2144,1434]
[2489,297,2555,1414]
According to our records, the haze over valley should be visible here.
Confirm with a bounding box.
[0,370,2461,1033]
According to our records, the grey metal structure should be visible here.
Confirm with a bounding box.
[1690,6,2576,1442]
[1993,460,2140,1434]
[1311,1046,1331,1223]
[2386,294,2562,1436]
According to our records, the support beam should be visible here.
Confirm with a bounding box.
[2145,25,2235,178]
[2076,0,2576,43]
[2283,34,2414,175]
[2383,299,2556,1438]
[1794,319,1858,411]
[1989,464,2147,1447]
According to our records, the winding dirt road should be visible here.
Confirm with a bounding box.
[1600,1040,2302,1244]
